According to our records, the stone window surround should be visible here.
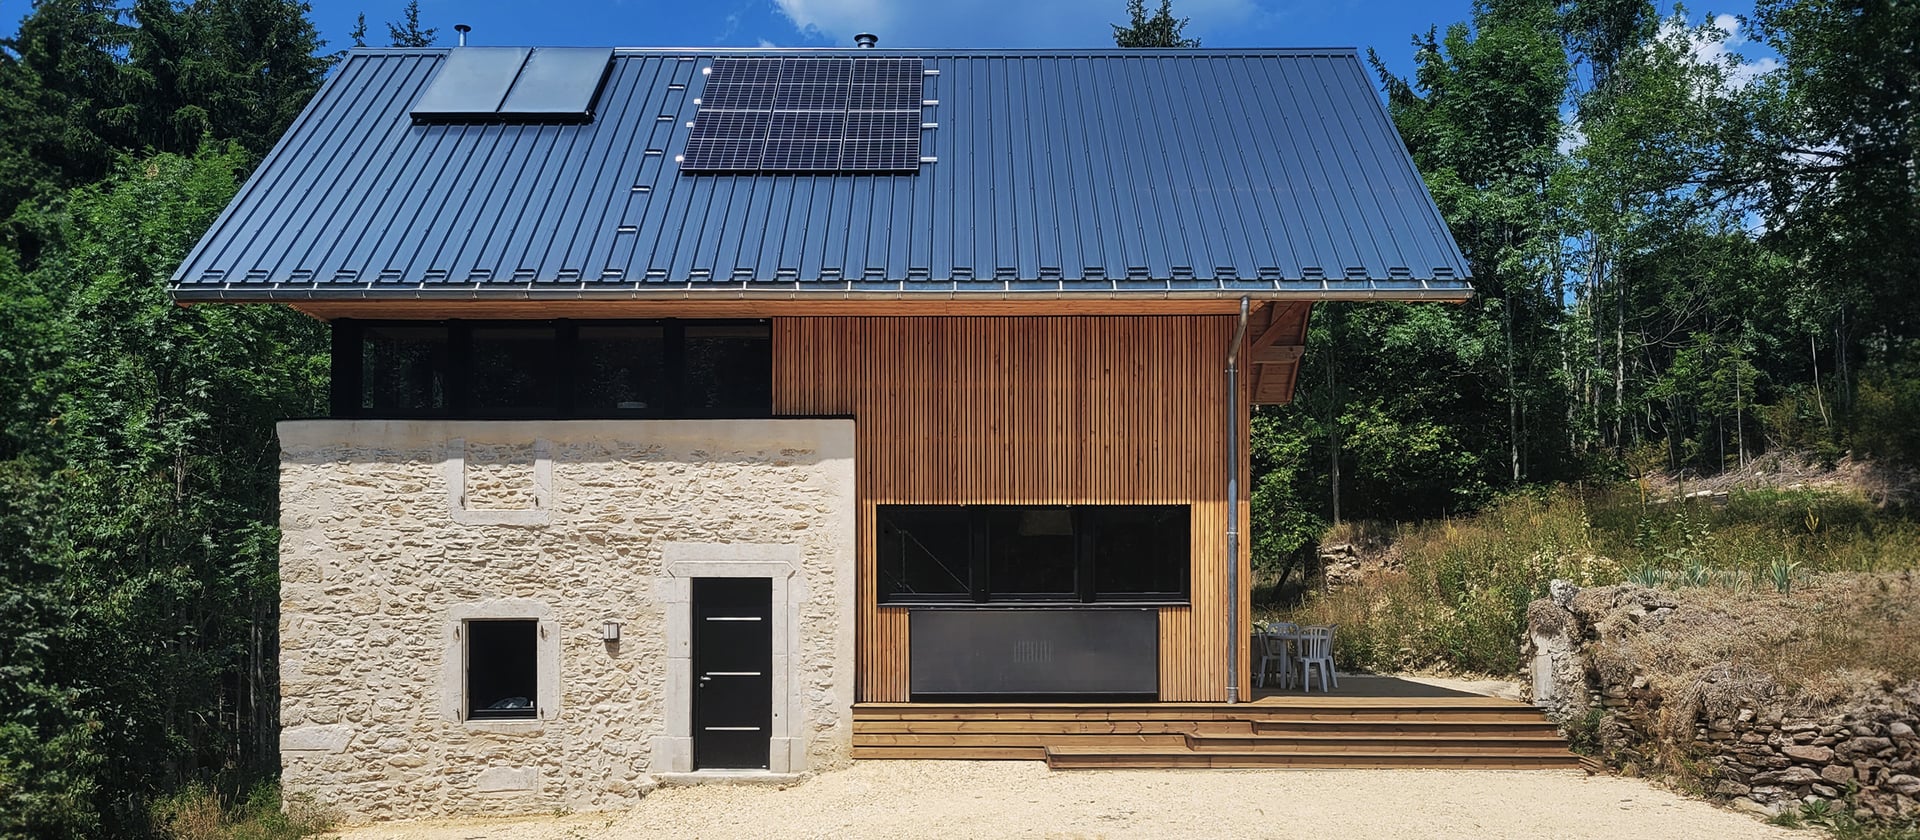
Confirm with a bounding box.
[651,542,809,774]
[439,598,563,732]
[444,437,554,526]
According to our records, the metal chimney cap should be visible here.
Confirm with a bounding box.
[454,23,471,46]
[853,33,878,48]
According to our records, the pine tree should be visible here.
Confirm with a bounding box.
[1112,0,1198,47]
[386,0,436,47]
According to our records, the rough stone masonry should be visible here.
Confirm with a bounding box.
[1525,582,1920,822]
[275,419,857,823]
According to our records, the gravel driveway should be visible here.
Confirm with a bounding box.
[326,760,1800,840]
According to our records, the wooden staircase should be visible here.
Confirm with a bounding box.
[852,696,1581,770]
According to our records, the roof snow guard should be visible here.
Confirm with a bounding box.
[171,47,1475,301]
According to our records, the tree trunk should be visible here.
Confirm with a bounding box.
[1507,295,1521,484]
[1811,332,1830,432]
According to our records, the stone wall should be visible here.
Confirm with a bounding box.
[276,419,857,823]
[1525,583,1920,821]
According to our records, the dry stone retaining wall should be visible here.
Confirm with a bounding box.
[1525,583,1920,821]
[276,419,856,823]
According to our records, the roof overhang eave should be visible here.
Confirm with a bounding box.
[168,286,1476,305]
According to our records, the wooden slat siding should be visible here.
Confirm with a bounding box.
[772,315,1255,702]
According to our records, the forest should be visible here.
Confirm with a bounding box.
[0,0,1914,836]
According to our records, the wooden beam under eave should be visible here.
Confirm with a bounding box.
[1251,344,1305,365]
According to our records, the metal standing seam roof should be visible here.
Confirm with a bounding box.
[169,47,1474,302]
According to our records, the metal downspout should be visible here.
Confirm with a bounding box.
[1225,296,1250,704]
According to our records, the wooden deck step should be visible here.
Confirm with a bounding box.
[1043,746,1585,771]
[856,733,1189,749]
[1251,720,1561,737]
[849,698,1579,769]
[852,719,1252,736]
[1184,733,1574,756]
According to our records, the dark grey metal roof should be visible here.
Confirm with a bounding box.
[170,47,1473,302]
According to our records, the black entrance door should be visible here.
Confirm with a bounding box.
[692,577,772,769]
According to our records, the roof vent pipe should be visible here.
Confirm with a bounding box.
[854,33,878,48]
[454,24,470,46]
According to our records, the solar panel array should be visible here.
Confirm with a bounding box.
[682,57,924,173]
[412,47,613,123]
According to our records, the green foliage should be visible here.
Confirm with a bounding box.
[1252,0,1920,594]
[1111,0,1197,47]
[1775,796,1920,840]
[1850,373,1920,465]
[0,0,329,228]
[1248,411,1325,586]
[0,146,326,836]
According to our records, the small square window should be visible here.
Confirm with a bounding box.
[466,619,538,720]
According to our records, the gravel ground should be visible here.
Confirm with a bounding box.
[326,761,1800,840]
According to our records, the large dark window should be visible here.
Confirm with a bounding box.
[466,619,538,720]
[470,325,559,415]
[682,323,772,418]
[360,324,449,414]
[331,319,771,419]
[986,507,1076,597]
[576,325,669,416]
[877,507,972,599]
[877,504,1190,605]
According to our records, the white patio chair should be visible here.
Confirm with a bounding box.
[1255,621,1297,689]
[1295,625,1336,693]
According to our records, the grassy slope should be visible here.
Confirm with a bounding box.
[1270,481,1920,679]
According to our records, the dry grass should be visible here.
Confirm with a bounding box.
[1589,574,1920,716]
[1271,483,1920,678]
[151,783,332,840]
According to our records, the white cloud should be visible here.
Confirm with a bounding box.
[771,0,1257,48]
[1558,121,1587,156]
[757,38,781,48]
[1664,12,1782,90]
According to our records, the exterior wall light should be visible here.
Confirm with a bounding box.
[602,620,622,643]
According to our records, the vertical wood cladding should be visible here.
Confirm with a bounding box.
[774,313,1276,703]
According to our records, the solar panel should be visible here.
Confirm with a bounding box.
[412,47,532,120]
[498,48,614,120]
[413,47,614,123]
[681,57,924,173]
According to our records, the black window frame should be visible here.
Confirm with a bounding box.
[876,504,1191,606]
[333,318,772,420]
[464,618,539,721]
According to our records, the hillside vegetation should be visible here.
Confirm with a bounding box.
[1274,476,1920,679]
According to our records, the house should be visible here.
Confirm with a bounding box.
[170,42,1474,821]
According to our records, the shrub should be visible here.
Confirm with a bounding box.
[151,783,331,840]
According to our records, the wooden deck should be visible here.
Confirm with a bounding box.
[852,680,1580,770]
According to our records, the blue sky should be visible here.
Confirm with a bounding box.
[0,0,1774,91]
[303,0,1763,83]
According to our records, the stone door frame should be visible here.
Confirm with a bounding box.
[652,542,808,774]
